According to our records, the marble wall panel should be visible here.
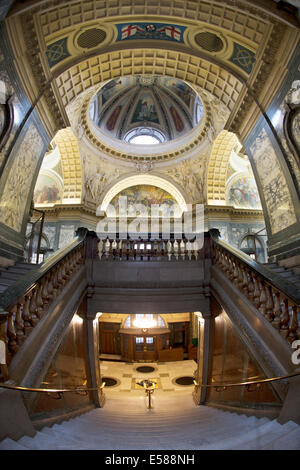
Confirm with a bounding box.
[0,122,45,233]
[248,127,297,235]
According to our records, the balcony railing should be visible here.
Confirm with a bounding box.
[98,238,203,261]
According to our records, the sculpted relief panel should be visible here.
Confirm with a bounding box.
[165,155,208,204]
[249,128,297,234]
[0,123,44,232]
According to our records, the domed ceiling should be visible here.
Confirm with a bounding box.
[89,75,203,145]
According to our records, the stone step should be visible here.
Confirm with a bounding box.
[279,255,300,269]
[0,438,29,450]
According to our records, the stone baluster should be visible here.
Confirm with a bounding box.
[241,266,249,295]
[265,285,275,323]
[231,260,238,287]
[173,240,179,260]
[41,274,52,305]
[7,306,18,356]
[35,283,44,319]
[227,257,234,281]
[29,288,39,327]
[247,271,255,301]
[237,263,244,290]
[258,282,267,317]
[14,302,25,345]
[253,275,261,309]
[22,294,33,337]
[272,291,282,331]
[186,241,192,260]
[98,240,103,259]
[180,240,185,260]
[167,240,172,261]
[51,267,60,296]
[280,298,290,339]
[56,265,64,289]
[104,239,110,259]
[288,305,299,344]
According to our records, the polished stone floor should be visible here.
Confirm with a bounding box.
[100,359,197,394]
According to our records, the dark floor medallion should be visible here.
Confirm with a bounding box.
[175,376,194,386]
[102,377,118,387]
[136,366,155,373]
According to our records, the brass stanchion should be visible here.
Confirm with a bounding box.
[138,379,155,409]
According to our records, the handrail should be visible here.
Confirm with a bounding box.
[0,227,89,369]
[209,229,300,305]
[0,381,106,399]
[0,227,88,312]
[210,229,299,345]
[193,370,300,391]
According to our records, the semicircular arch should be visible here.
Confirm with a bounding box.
[97,173,190,215]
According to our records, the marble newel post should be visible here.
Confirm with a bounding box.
[192,310,213,406]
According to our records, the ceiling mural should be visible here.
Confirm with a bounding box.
[116,23,186,43]
[42,11,259,82]
[89,75,200,143]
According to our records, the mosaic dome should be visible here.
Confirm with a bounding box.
[89,75,203,145]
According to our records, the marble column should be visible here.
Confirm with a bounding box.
[193,310,213,406]
[85,311,105,408]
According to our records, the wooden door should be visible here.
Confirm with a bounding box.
[99,322,118,354]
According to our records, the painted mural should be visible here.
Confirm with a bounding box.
[249,127,297,234]
[226,174,262,210]
[169,105,184,132]
[163,78,193,108]
[101,78,124,105]
[34,173,63,205]
[106,105,122,131]
[116,23,186,43]
[109,185,177,217]
[132,93,159,124]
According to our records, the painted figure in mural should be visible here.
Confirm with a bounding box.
[110,185,176,217]
[34,184,61,205]
[132,94,159,123]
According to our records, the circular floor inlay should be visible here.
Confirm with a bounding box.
[175,376,194,386]
[136,366,155,373]
[102,377,118,387]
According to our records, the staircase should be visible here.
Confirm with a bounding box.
[1,393,299,450]
[0,262,37,294]
[262,258,300,289]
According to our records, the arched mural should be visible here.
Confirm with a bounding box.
[108,185,178,217]
[226,173,262,210]
[34,170,63,206]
